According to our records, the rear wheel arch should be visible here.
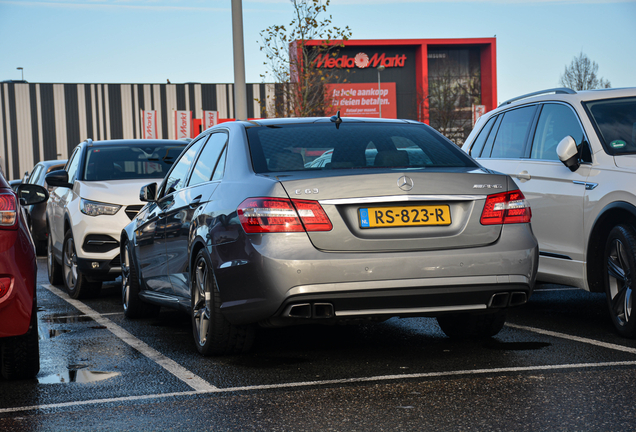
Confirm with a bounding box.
[587,202,636,293]
[189,239,207,281]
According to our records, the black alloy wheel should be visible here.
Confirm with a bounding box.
[121,239,158,318]
[604,225,636,338]
[190,250,254,356]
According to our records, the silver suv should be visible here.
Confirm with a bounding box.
[462,87,636,337]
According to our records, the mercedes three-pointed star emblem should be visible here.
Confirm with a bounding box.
[397,175,414,191]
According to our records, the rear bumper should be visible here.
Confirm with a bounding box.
[213,223,538,326]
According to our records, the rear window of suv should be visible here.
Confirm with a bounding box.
[246,122,477,173]
[583,97,636,155]
[83,144,185,181]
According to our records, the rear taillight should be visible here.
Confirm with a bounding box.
[0,192,17,227]
[238,197,332,233]
[480,190,531,225]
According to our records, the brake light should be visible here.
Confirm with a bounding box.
[480,190,531,225]
[0,193,17,227]
[238,197,332,233]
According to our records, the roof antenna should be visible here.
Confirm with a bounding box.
[330,110,342,129]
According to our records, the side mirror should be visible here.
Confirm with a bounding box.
[140,183,157,202]
[45,170,71,188]
[17,184,49,206]
[557,136,580,172]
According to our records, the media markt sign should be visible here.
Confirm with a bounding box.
[314,52,407,69]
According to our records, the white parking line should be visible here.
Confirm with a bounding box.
[3,360,636,414]
[41,284,217,392]
[506,323,636,354]
[13,283,634,416]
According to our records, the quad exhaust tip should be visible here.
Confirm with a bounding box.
[489,291,528,308]
[284,303,334,319]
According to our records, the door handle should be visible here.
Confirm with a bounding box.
[516,171,531,181]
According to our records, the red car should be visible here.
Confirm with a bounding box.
[0,172,49,380]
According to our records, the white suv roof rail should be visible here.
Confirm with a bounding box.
[499,88,576,107]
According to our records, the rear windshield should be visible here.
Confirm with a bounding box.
[583,96,636,155]
[246,122,477,173]
[82,144,185,181]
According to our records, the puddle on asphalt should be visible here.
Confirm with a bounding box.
[41,313,94,324]
[38,368,120,384]
[484,340,551,351]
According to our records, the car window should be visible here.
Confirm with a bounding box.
[27,165,43,185]
[246,122,477,173]
[468,115,497,157]
[83,143,185,181]
[488,106,536,159]
[583,96,636,155]
[66,149,81,182]
[531,104,584,161]
[478,115,503,158]
[163,137,207,195]
[211,146,227,181]
[188,132,228,187]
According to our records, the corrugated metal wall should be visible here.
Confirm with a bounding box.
[0,82,277,180]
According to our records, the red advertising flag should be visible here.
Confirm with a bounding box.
[324,83,397,119]
[142,111,157,139]
[203,110,218,130]
[175,110,192,139]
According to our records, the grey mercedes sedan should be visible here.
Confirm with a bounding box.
[120,116,538,355]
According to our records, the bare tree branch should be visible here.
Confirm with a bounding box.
[258,0,352,117]
[559,52,611,90]
[427,58,481,146]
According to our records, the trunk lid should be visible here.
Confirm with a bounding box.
[277,169,509,252]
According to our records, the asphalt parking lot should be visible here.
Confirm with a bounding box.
[1,258,636,431]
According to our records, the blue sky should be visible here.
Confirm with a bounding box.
[1,0,634,104]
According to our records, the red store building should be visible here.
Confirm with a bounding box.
[306,37,497,145]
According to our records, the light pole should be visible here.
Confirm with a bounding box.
[231,0,247,121]
[377,65,385,118]
[17,67,23,81]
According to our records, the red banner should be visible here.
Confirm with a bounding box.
[203,110,218,130]
[142,111,157,139]
[174,111,192,139]
[324,83,397,119]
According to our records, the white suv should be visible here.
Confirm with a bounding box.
[462,87,636,337]
[45,139,187,298]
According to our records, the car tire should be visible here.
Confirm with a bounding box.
[1,302,40,380]
[47,232,63,285]
[35,239,47,257]
[191,250,255,356]
[604,225,636,338]
[62,229,101,299]
[122,239,159,318]
[436,311,506,339]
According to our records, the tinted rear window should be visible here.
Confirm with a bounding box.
[583,96,636,155]
[246,122,477,173]
[83,144,185,181]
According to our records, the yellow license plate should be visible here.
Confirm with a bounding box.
[359,205,451,228]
